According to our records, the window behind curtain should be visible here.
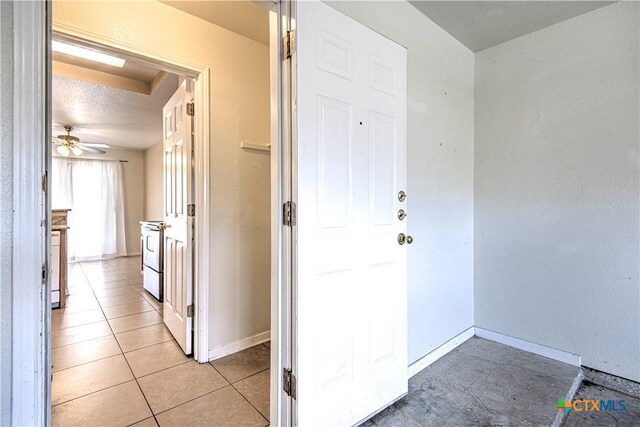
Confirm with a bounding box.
[52,158,127,260]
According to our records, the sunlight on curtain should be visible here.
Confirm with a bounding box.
[52,158,127,260]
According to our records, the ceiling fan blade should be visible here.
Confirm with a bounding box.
[78,144,106,154]
[81,143,111,149]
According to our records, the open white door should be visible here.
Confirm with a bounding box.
[294,1,408,425]
[163,79,194,355]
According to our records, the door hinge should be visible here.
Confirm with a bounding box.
[283,201,296,226]
[186,102,195,116]
[187,204,195,217]
[283,368,297,399]
[187,304,195,317]
[42,171,47,193]
[282,30,296,60]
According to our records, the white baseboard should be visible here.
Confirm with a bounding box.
[208,331,270,362]
[407,326,474,379]
[126,252,141,257]
[474,327,581,367]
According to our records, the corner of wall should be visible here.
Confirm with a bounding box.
[0,1,14,424]
[471,49,477,328]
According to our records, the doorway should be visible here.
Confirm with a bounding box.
[13,2,282,424]
[12,1,411,425]
[48,37,210,424]
[45,0,282,425]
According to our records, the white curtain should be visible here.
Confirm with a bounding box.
[52,158,127,260]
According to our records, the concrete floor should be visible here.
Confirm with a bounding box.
[364,337,581,426]
[564,382,640,426]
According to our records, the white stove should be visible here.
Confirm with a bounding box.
[140,221,164,301]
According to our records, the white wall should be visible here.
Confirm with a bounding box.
[53,1,271,354]
[143,141,163,221]
[0,2,13,423]
[475,2,640,381]
[52,148,145,256]
[327,1,475,364]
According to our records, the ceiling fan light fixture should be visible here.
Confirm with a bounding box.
[71,146,84,156]
[56,145,70,157]
[52,40,126,68]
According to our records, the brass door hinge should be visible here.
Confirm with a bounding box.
[283,368,296,399]
[186,102,195,116]
[282,30,296,60]
[283,201,296,226]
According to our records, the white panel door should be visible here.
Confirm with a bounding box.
[296,2,408,425]
[163,79,194,355]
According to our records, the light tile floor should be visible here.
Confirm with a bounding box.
[52,257,270,427]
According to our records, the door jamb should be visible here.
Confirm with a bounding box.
[11,2,50,425]
[269,0,295,425]
[12,2,293,425]
[52,22,211,363]
[49,25,212,364]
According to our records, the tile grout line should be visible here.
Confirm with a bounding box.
[52,320,169,349]
[51,354,121,375]
[111,254,162,427]
[150,378,270,425]
[50,332,116,350]
[230,366,271,385]
[118,335,175,354]
[60,290,160,320]
[151,386,227,419]
[142,355,271,421]
[229,369,271,424]
[93,259,184,426]
[146,363,231,418]
[88,260,164,426]
[53,287,154,329]
[51,331,179,374]
[60,258,270,426]
[206,357,270,423]
[55,260,159,426]
[51,378,135,408]
[134,358,193,381]
[53,262,131,408]
[53,316,170,355]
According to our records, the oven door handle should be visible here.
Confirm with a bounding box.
[140,235,144,272]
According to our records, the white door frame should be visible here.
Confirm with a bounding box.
[50,25,211,364]
[11,2,50,425]
[11,1,292,425]
[270,1,295,426]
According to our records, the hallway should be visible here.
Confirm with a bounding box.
[51,257,270,426]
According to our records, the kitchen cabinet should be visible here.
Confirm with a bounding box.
[52,209,70,309]
[52,231,61,306]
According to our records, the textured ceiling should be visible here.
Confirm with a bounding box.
[160,0,270,45]
[53,73,179,150]
[409,1,615,52]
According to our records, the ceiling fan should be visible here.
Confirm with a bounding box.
[52,125,111,157]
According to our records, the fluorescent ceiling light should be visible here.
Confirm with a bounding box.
[52,41,126,68]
